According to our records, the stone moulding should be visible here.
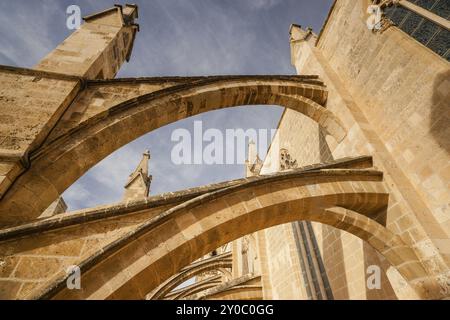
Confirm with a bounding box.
[147,251,232,300]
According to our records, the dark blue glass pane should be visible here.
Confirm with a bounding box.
[412,19,440,44]
[413,0,438,10]
[400,11,425,34]
[384,5,396,19]
[388,6,410,25]
[428,28,450,56]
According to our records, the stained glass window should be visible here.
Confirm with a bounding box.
[383,1,450,61]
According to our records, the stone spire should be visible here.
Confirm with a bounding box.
[245,140,263,177]
[123,150,152,201]
[289,24,314,42]
[289,24,316,68]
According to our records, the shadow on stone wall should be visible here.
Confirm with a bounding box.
[319,128,334,163]
[431,69,450,155]
[363,242,397,300]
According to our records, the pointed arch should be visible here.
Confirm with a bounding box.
[29,168,440,300]
[147,252,232,300]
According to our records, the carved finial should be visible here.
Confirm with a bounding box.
[246,140,263,176]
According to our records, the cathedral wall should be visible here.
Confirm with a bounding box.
[251,224,304,299]
[319,0,450,264]
[0,71,79,156]
[259,108,398,299]
[315,0,450,242]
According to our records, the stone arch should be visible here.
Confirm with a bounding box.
[199,284,263,300]
[147,251,232,300]
[193,275,262,300]
[30,168,442,300]
[0,76,347,225]
[217,267,233,280]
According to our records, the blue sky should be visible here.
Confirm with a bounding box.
[0,0,333,211]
